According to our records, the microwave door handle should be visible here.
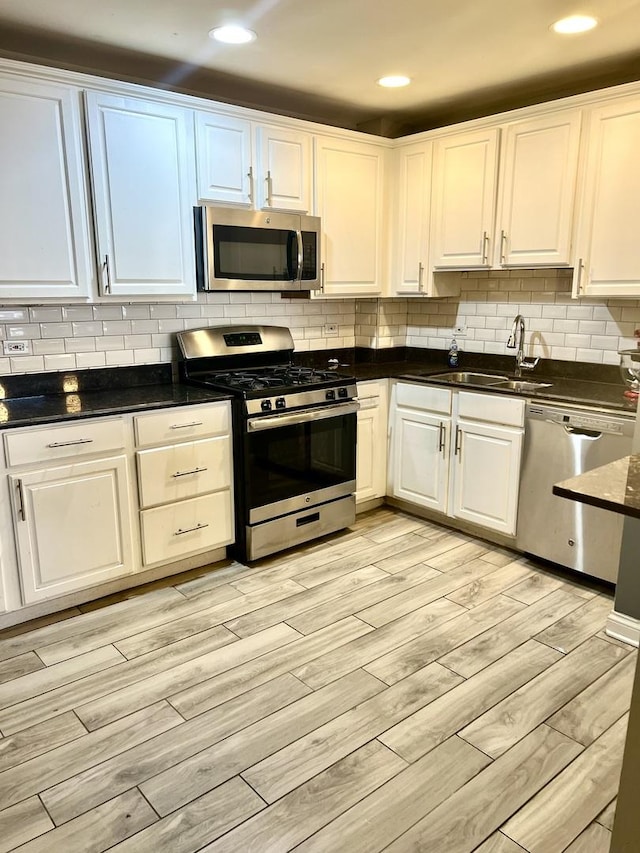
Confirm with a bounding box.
[295,230,304,282]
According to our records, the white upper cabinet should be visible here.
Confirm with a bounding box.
[430,127,500,269]
[574,95,640,297]
[392,141,431,294]
[0,75,93,300]
[255,125,311,212]
[391,141,460,298]
[315,135,387,296]
[85,91,197,297]
[496,111,582,267]
[196,112,312,212]
[195,112,253,206]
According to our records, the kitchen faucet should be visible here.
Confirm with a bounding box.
[507,314,539,377]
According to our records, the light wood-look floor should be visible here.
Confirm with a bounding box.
[0,508,635,852]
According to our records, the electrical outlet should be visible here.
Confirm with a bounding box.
[323,323,339,337]
[3,341,30,355]
[453,325,467,337]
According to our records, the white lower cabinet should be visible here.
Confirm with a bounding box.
[355,380,388,504]
[389,382,524,536]
[134,401,234,567]
[451,418,523,535]
[3,415,135,604]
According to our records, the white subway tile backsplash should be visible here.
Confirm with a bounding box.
[32,339,66,355]
[44,354,77,371]
[2,274,640,376]
[92,305,124,321]
[8,324,41,339]
[41,322,73,339]
[29,307,63,322]
[62,306,93,322]
[72,321,102,337]
[76,352,107,369]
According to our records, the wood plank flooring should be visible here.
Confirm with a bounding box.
[0,508,635,852]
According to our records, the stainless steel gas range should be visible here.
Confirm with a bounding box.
[177,325,358,561]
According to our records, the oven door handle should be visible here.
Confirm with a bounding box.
[247,400,359,432]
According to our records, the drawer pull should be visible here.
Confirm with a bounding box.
[172,467,208,478]
[174,522,209,536]
[47,438,94,448]
[170,421,203,430]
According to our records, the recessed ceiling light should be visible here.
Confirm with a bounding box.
[209,25,257,44]
[377,75,411,88]
[551,14,598,34]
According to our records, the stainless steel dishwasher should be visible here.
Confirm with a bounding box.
[516,401,635,583]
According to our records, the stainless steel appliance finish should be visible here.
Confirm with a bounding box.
[517,401,635,582]
[247,495,356,561]
[178,325,358,562]
[194,206,321,291]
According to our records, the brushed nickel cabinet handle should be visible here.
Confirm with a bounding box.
[418,262,425,293]
[47,438,94,448]
[438,422,446,453]
[16,479,25,521]
[169,421,203,430]
[172,467,208,478]
[454,425,462,457]
[500,230,507,264]
[481,232,490,265]
[174,522,209,536]
[266,170,273,207]
[576,257,584,294]
[103,254,112,294]
[320,262,325,293]
[247,166,254,204]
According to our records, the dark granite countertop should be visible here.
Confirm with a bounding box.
[0,365,230,430]
[554,455,640,519]
[297,347,637,414]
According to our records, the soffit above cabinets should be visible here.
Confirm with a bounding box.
[1,0,640,134]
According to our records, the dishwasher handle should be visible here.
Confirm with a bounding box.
[563,425,602,439]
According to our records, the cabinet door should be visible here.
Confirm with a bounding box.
[574,96,640,297]
[0,76,92,300]
[10,456,134,603]
[85,92,196,297]
[255,125,311,212]
[391,407,450,512]
[430,128,499,268]
[315,136,386,296]
[195,112,253,206]
[497,111,582,267]
[356,387,388,503]
[451,419,523,535]
[393,142,431,295]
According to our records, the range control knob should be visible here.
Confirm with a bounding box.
[338,387,348,398]
[325,389,336,400]
[275,397,286,409]
[261,399,272,412]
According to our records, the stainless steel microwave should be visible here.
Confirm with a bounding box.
[194,206,321,292]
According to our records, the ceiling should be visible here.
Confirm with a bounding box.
[1,0,640,136]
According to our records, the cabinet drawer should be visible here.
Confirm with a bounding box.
[4,418,127,467]
[134,402,230,448]
[458,391,525,427]
[137,436,231,508]
[140,491,233,566]
[358,380,385,400]
[396,382,451,414]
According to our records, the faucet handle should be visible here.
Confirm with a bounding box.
[520,357,540,371]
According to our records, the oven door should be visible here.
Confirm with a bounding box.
[244,402,358,523]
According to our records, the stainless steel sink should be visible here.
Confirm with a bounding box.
[429,371,509,386]
[493,379,553,392]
